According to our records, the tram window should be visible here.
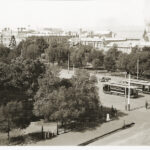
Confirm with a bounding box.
[142,85,145,90]
[130,89,133,95]
[126,88,133,95]
[110,86,124,92]
[134,89,137,94]
[103,85,109,91]
[144,85,149,91]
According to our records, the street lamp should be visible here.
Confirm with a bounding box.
[127,73,131,111]
[137,58,139,80]
[125,72,127,110]
[68,52,70,74]
[73,64,75,75]
[57,121,59,135]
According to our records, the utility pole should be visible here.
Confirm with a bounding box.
[137,58,139,80]
[128,73,131,111]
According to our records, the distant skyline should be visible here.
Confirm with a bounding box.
[0,0,148,31]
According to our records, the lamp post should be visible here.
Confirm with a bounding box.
[68,52,70,74]
[57,121,59,135]
[7,119,10,145]
[41,125,44,139]
[73,64,75,75]
[125,72,127,110]
[137,58,139,80]
[127,73,131,111]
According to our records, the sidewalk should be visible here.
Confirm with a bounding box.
[28,117,132,146]
[89,108,150,145]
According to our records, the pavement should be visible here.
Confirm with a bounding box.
[28,118,132,146]
[89,108,150,146]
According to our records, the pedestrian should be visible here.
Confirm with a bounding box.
[114,108,118,117]
[145,101,148,109]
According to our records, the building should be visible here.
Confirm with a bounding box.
[104,38,140,54]
[0,28,14,47]
[93,30,116,38]
[0,27,27,47]
[69,36,142,54]
[105,41,132,54]
[69,37,104,49]
[136,41,150,49]
[0,27,77,47]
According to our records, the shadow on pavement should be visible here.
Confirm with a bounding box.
[137,94,145,98]
[70,110,127,133]
[78,122,135,146]
[130,106,145,111]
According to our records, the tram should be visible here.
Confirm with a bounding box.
[103,82,138,98]
[123,79,150,94]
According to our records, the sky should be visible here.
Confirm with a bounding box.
[0,0,148,31]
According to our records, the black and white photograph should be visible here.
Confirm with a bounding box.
[0,0,150,147]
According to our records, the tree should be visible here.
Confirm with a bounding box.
[24,44,39,60]
[11,58,46,98]
[104,44,120,71]
[33,68,100,125]
[137,47,150,76]
[104,55,116,71]
[33,66,61,121]
[143,30,149,41]
[0,58,46,136]
[21,37,48,60]
[0,58,45,105]
[92,51,104,68]
[0,44,10,63]
[9,35,16,49]
[0,42,22,63]
[5,40,24,61]
[0,101,33,134]
[36,37,49,53]
[70,45,93,68]
[115,46,150,77]
[107,44,120,60]
[71,69,100,122]
[116,53,129,72]
[45,40,69,66]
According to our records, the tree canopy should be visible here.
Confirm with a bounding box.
[45,39,70,66]
[21,37,48,60]
[33,68,100,124]
[0,101,33,131]
[104,44,120,71]
[0,58,45,105]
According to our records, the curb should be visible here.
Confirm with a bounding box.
[78,122,135,146]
